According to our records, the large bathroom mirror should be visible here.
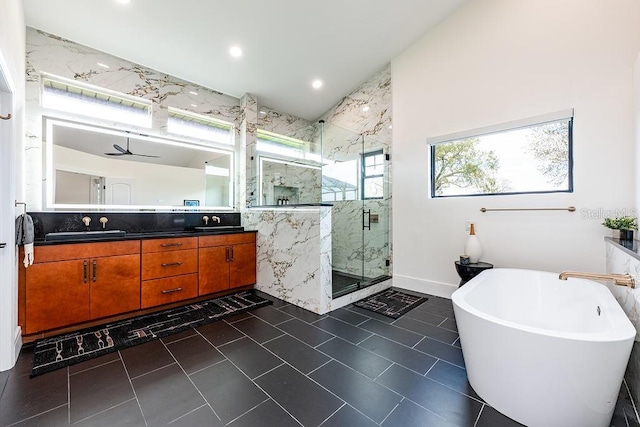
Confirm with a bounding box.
[258,157,321,205]
[44,119,234,210]
[255,124,323,206]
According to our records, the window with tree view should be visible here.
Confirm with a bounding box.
[430,113,573,197]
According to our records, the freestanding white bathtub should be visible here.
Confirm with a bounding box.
[452,268,635,427]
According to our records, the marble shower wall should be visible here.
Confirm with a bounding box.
[242,208,332,314]
[25,28,242,210]
[319,65,392,279]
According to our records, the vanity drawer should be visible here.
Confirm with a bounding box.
[142,237,198,253]
[199,233,256,248]
[34,240,140,263]
[142,249,198,280]
[141,274,198,308]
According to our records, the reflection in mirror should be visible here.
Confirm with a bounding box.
[45,119,234,210]
[255,125,323,206]
[259,157,321,205]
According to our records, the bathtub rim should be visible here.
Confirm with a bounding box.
[452,268,636,343]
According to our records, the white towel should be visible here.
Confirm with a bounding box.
[23,243,34,267]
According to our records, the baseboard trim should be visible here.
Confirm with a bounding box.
[392,275,458,299]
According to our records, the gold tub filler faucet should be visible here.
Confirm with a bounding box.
[559,271,635,288]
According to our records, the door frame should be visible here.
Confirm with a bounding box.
[0,48,20,371]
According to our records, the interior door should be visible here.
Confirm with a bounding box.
[0,70,17,370]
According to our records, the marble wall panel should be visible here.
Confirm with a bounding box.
[242,208,332,314]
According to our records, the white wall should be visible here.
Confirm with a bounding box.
[0,0,25,370]
[392,0,640,295]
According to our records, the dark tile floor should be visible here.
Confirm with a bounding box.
[0,288,638,426]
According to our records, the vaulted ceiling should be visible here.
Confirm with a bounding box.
[24,0,469,120]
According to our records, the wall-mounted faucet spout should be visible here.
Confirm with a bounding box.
[558,271,635,288]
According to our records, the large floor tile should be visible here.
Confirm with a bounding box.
[249,305,294,325]
[320,404,379,427]
[254,364,343,427]
[218,337,283,379]
[120,339,175,379]
[196,320,246,346]
[227,399,300,427]
[262,334,331,375]
[190,360,268,424]
[359,318,423,347]
[377,364,482,426]
[11,404,69,426]
[313,317,372,344]
[168,405,222,427]
[73,398,145,427]
[393,316,459,344]
[328,307,369,326]
[475,406,526,427]
[359,334,437,375]
[346,306,396,324]
[231,317,284,343]
[414,336,466,368]
[310,360,401,423]
[69,359,135,423]
[0,367,68,426]
[426,360,481,401]
[276,318,334,347]
[166,334,224,374]
[382,398,457,427]
[277,304,326,323]
[317,337,392,379]
[131,363,205,426]
[68,351,121,375]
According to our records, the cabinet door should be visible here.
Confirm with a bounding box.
[229,242,257,288]
[198,246,230,295]
[90,254,141,319]
[25,259,90,333]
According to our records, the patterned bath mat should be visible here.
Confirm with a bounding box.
[31,290,271,377]
[353,289,428,319]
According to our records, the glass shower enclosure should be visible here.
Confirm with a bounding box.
[321,122,391,298]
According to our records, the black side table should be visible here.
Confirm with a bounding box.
[454,261,494,287]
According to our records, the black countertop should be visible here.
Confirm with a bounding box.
[34,228,256,246]
[605,236,640,261]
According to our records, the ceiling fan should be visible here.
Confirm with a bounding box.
[105,136,160,158]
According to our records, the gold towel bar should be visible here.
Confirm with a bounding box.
[480,206,576,213]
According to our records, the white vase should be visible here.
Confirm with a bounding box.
[465,223,482,264]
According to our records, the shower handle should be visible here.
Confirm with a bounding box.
[363,209,371,230]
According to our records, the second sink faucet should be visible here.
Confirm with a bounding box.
[202,215,221,225]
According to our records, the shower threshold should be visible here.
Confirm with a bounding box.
[331,270,391,298]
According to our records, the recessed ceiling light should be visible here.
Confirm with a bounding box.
[311,80,323,89]
[97,62,110,68]
[229,46,243,58]
[362,105,370,112]
[189,91,198,96]
[115,0,131,4]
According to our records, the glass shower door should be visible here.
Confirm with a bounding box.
[322,123,390,298]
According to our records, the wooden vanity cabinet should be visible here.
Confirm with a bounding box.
[199,233,256,295]
[141,237,198,308]
[23,241,140,334]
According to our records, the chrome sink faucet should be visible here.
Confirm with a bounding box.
[558,271,635,288]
